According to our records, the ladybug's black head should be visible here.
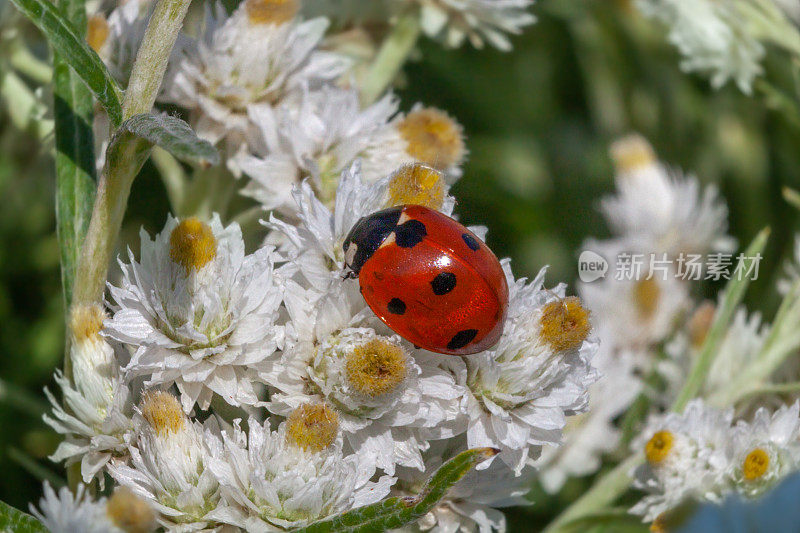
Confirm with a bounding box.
[342,206,403,276]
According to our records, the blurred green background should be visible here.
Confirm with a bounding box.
[2,0,800,529]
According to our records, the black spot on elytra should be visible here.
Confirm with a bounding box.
[395,220,427,248]
[462,233,480,251]
[430,272,457,295]
[447,329,478,351]
[388,298,406,315]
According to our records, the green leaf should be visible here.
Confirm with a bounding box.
[7,0,123,126]
[110,113,220,167]
[294,448,499,533]
[52,0,97,309]
[0,500,47,533]
[670,227,770,412]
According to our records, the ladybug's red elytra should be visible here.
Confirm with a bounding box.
[343,205,509,355]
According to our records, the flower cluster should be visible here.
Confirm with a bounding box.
[34,1,604,531]
[631,400,800,522]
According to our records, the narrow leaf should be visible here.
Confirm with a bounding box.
[294,447,498,533]
[7,0,123,125]
[110,113,220,167]
[0,500,47,533]
[52,0,97,309]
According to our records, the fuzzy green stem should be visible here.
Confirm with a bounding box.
[121,0,191,119]
[359,13,421,105]
[71,0,191,306]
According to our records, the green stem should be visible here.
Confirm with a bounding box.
[151,146,187,214]
[71,0,192,306]
[121,0,191,120]
[542,454,642,533]
[359,13,421,105]
[9,39,53,84]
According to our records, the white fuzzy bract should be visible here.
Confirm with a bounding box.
[636,0,765,93]
[206,418,393,530]
[415,0,536,51]
[105,214,283,411]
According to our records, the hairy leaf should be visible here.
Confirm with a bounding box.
[0,500,47,533]
[7,0,123,125]
[294,447,499,533]
[52,0,96,309]
[109,113,220,168]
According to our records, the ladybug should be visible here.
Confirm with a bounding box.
[343,205,509,355]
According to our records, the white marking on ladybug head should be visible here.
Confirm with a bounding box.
[380,232,396,248]
[397,212,411,224]
[344,242,357,266]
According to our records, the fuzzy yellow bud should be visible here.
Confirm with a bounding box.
[539,296,591,352]
[345,339,408,397]
[743,448,770,481]
[399,107,465,170]
[645,430,674,465]
[140,391,185,437]
[245,0,298,25]
[70,303,106,344]
[386,163,446,209]
[169,217,217,273]
[286,403,339,452]
[86,14,110,53]
[106,487,156,533]
[634,278,661,320]
[610,134,656,174]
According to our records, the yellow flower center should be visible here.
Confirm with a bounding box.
[539,296,591,352]
[634,278,660,320]
[245,0,298,25]
[106,487,155,533]
[689,301,715,349]
[86,14,110,53]
[398,107,465,170]
[169,217,217,273]
[610,134,656,174]
[140,391,185,436]
[345,339,408,397]
[649,514,668,533]
[743,448,770,481]
[386,163,446,209]
[70,303,106,343]
[645,430,674,465]
[285,403,339,452]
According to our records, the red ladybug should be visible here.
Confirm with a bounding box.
[343,205,509,355]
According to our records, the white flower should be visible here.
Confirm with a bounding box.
[579,253,690,352]
[630,400,733,522]
[729,402,800,498]
[206,417,394,530]
[453,265,598,474]
[536,335,642,492]
[236,86,412,214]
[89,0,151,85]
[636,0,765,93]
[105,214,283,411]
[44,304,133,484]
[662,307,767,400]
[604,134,734,257]
[31,483,119,533]
[264,281,468,474]
[395,104,466,182]
[108,392,221,530]
[394,441,529,533]
[162,0,349,149]
[415,0,536,51]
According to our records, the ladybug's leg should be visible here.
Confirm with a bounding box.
[342,270,358,280]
